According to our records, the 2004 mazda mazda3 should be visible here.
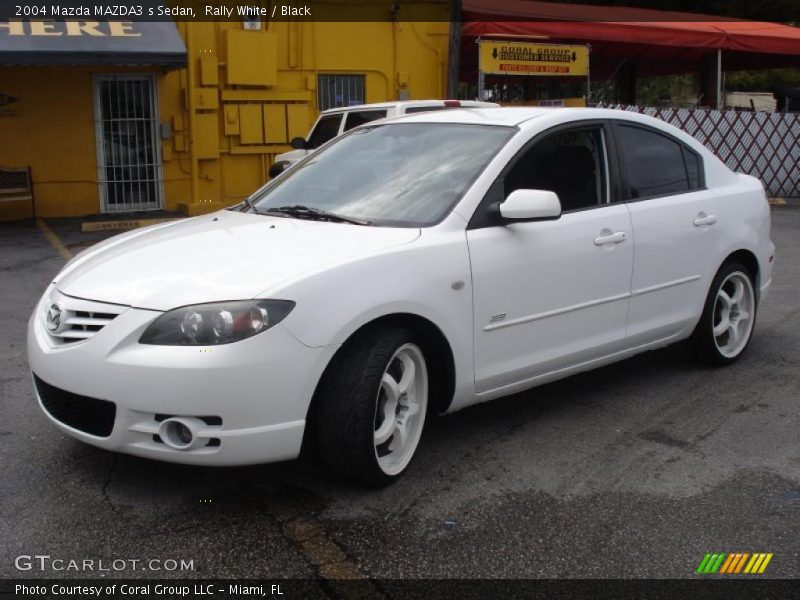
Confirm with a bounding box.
[28,108,774,485]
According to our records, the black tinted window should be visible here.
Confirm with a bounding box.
[617,125,695,199]
[308,114,342,149]
[505,128,607,211]
[405,106,449,114]
[343,110,387,131]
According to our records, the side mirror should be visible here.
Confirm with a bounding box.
[290,137,308,150]
[499,189,562,221]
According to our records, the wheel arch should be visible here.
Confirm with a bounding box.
[307,312,457,425]
[720,248,760,299]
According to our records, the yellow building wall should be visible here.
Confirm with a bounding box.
[0,16,449,220]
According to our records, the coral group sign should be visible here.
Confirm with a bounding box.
[480,40,589,77]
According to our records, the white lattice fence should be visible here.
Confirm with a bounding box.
[606,106,800,198]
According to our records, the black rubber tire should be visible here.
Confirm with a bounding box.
[312,326,425,486]
[689,261,757,366]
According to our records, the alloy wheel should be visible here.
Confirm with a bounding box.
[373,343,428,476]
[712,271,755,358]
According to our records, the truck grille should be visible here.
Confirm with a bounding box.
[33,374,116,437]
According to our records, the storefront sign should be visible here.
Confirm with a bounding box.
[0,20,186,67]
[479,40,589,77]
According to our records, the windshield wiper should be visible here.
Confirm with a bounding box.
[263,205,372,226]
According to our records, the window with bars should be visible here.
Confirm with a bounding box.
[93,74,164,213]
[317,74,366,111]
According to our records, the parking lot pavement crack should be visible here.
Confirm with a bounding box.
[100,454,120,514]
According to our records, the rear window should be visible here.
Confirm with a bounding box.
[343,110,388,131]
[404,105,450,114]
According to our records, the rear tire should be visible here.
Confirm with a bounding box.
[312,327,428,486]
[689,261,757,366]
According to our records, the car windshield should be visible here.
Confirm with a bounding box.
[250,123,514,227]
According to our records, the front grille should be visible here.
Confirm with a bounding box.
[33,374,116,437]
[42,291,126,345]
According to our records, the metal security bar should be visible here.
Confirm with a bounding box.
[317,74,366,111]
[93,74,164,213]
[604,105,800,198]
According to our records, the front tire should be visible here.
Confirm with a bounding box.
[690,261,757,366]
[313,327,428,486]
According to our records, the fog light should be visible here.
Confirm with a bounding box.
[158,417,206,451]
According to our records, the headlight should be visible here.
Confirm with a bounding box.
[139,300,295,346]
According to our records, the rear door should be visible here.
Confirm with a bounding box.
[613,121,721,343]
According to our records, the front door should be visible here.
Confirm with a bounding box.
[94,74,164,213]
[467,124,634,394]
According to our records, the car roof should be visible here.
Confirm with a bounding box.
[383,106,554,126]
[383,107,674,128]
[320,100,496,115]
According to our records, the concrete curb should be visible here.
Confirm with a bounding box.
[80,217,183,233]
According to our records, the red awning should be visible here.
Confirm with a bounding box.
[461,0,800,77]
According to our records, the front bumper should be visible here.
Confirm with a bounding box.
[27,288,337,466]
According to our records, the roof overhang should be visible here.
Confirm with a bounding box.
[461,0,800,77]
[0,21,186,68]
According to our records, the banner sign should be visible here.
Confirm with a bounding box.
[480,40,589,77]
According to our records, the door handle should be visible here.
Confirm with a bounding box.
[693,214,717,227]
[594,231,627,246]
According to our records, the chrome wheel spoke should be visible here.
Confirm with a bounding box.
[730,279,745,305]
[397,353,416,395]
[381,372,400,404]
[718,289,733,310]
[374,373,400,445]
[374,416,396,445]
[391,419,408,451]
[727,320,740,347]
[713,318,730,337]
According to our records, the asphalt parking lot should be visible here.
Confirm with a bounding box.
[1,209,798,586]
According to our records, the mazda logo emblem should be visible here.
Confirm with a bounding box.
[46,303,63,332]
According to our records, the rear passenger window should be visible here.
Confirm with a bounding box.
[343,110,387,131]
[617,125,702,199]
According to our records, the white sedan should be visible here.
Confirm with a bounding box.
[28,108,774,485]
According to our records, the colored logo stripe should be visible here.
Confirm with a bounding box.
[697,552,773,574]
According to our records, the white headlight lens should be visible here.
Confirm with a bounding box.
[248,306,268,332]
[211,309,234,339]
[140,300,294,346]
[180,311,203,342]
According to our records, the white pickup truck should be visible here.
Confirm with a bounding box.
[269,99,498,178]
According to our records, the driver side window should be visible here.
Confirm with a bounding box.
[505,127,608,212]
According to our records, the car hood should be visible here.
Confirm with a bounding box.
[55,210,420,311]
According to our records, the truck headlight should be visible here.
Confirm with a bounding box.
[139,300,295,346]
